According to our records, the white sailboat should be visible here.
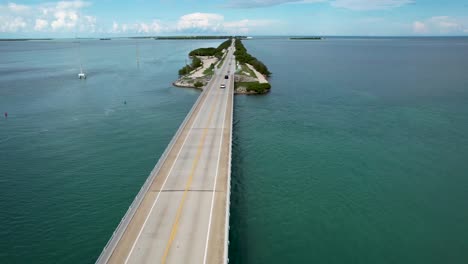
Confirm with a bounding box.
[78,64,86,79]
[77,40,86,79]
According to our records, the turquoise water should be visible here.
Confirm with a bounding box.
[229,38,468,263]
[1,37,468,263]
[0,39,216,263]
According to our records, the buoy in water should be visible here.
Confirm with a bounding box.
[124,101,127,105]
[4,112,7,118]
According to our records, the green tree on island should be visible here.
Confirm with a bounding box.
[179,38,232,76]
[234,39,271,77]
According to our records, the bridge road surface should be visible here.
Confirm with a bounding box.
[96,42,236,264]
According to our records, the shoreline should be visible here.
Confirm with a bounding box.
[173,37,271,95]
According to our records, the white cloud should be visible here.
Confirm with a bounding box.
[331,0,413,11]
[177,13,224,32]
[413,16,468,34]
[0,16,26,32]
[412,21,427,33]
[135,20,164,33]
[46,1,94,31]
[110,21,121,33]
[7,3,31,13]
[174,12,276,34]
[34,19,49,31]
[109,20,165,34]
[55,1,90,10]
[107,13,277,35]
[1,3,275,36]
[51,10,78,30]
[0,1,94,33]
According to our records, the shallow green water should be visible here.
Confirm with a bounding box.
[228,37,468,264]
[0,39,214,263]
[1,37,468,263]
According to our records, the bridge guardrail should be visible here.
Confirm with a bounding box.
[95,70,219,264]
[224,56,235,264]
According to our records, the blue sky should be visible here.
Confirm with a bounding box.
[1,0,468,37]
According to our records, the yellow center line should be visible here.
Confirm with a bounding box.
[161,87,220,264]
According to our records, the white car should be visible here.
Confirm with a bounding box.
[220,84,226,89]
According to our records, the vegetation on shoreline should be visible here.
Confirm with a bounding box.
[155,36,242,40]
[189,47,217,56]
[217,54,226,69]
[175,37,272,94]
[178,39,231,76]
[0,38,53,41]
[234,38,271,77]
[239,64,256,77]
[194,81,204,88]
[235,82,272,94]
[290,37,323,40]
[189,39,231,58]
[203,63,215,75]
[178,56,202,75]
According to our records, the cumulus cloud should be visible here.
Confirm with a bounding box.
[109,13,276,35]
[177,13,224,32]
[7,3,30,13]
[173,13,276,34]
[34,19,49,31]
[134,20,164,33]
[413,16,468,34]
[110,20,165,34]
[0,3,273,35]
[412,21,427,33]
[0,16,26,32]
[44,1,95,32]
[0,1,95,33]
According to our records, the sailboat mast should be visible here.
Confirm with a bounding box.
[75,14,86,79]
[136,40,140,67]
[78,41,83,74]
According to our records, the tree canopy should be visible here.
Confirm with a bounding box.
[234,39,271,77]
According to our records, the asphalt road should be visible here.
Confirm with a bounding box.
[100,42,235,264]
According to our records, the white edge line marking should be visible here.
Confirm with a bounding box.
[124,76,214,264]
[203,49,232,264]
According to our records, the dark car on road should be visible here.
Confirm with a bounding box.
[224,75,229,79]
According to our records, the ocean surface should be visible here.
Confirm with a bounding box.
[1,37,468,263]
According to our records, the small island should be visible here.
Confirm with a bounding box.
[174,37,271,95]
[155,36,246,40]
[173,39,232,89]
[233,38,271,94]
[0,38,53,41]
[290,37,323,40]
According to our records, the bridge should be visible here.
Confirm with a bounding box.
[96,42,235,264]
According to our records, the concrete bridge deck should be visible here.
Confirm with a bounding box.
[96,43,235,264]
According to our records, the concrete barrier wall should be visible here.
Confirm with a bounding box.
[224,64,235,264]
